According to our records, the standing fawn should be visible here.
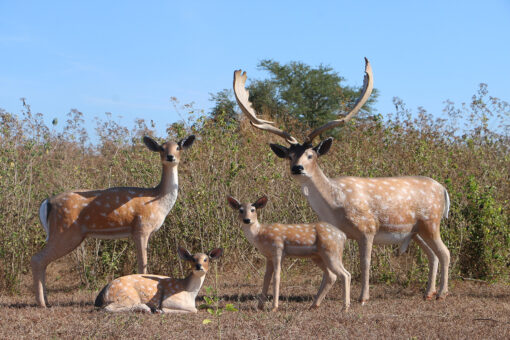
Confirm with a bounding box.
[95,247,223,313]
[31,135,195,307]
[227,195,350,311]
[234,58,451,304]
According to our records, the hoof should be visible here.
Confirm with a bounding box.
[271,307,279,312]
[309,304,320,310]
[359,299,369,306]
[424,292,437,301]
[436,292,448,300]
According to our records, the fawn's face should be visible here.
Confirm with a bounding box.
[227,196,268,226]
[178,248,223,277]
[269,138,333,178]
[238,202,258,225]
[143,135,195,166]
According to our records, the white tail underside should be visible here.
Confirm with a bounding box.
[443,188,450,219]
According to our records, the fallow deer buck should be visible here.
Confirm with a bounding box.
[31,135,195,307]
[95,247,223,313]
[233,58,451,304]
[227,195,350,311]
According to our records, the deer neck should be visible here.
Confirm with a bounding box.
[181,271,206,296]
[241,221,262,246]
[296,165,345,222]
[154,164,179,211]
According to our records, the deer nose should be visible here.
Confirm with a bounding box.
[243,218,251,224]
[291,165,304,174]
[195,264,203,271]
[166,155,175,162]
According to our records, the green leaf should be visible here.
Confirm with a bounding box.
[207,308,215,315]
[202,319,212,325]
[225,304,238,312]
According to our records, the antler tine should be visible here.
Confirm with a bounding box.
[233,70,298,145]
[304,58,374,143]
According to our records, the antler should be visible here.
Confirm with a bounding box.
[304,58,374,143]
[233,70,298,145]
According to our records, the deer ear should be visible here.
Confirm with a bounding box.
[313,137,333,156]
[143,136,163,152]
[207,248,223,260]
[178,135,195,150]
[227,196,241,210]
[177,247,193,261]
[270,144,289,159]
[253,196,268,209]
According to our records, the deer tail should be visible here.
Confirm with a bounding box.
[38,199,51,242]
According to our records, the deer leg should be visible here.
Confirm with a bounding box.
[358,234,374,305]
[133,232,150,274]
[104,303,152,313]
[310,258,336,309]
[161,307,197,314]
[322,253,351,311]
[413,234,439,299]
[31,232,85,307]
[258,259,274,310]
[271,248,283,312]
[422,236,450,300]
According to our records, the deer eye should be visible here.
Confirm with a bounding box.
[239,208,244,213]
[251,208,255,212]
[204,258,207,262]
[307,154,313,159]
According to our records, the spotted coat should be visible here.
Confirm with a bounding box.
[227,195,350,311]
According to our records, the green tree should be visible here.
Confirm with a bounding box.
[209,89,238,122]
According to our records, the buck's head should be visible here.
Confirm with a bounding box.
[143,135,195,166]
[227,195,267,226]
[269,138,332,178]
[177,247,223,277]
[232,58,372,177]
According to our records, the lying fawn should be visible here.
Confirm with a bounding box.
[94,247,223,313]
[227,195,350,311]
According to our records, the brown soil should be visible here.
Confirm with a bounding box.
[1,263,509,340]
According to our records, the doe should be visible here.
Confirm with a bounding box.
[94,247,223,313]
[227,195,350,311]
[31,135,195,307]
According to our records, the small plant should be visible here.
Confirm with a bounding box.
[200,286,238,339]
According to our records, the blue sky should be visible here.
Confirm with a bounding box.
[1,1,509,139]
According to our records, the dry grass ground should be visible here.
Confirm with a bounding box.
[1,261,509,340]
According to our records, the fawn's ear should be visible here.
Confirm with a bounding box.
[178,135,195,150]
[313,137,333,156]
[270,143,289,159]
[143,136,163,152]
[252,195,268,209]
[207,248,223,260]
[177,247,193,261]
[227,195,241,210]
